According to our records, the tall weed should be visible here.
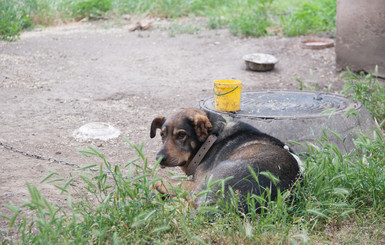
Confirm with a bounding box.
[341,67,385,126]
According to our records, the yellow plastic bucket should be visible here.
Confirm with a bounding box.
[214,80,242,112]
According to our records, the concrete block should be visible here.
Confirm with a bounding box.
[336,0,385,77]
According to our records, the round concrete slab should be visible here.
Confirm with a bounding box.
[73,122,121,141]
[301,38,334,49]
[199,90,376,153]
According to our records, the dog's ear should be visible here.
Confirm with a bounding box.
[150,116,165,138]
[191,114,213,142]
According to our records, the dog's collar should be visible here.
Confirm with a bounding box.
[186,134,217,176]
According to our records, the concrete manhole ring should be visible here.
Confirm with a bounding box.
[199,90,375,153]
[73,122,121,141]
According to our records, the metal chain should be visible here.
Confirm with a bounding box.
[0,139,99,172]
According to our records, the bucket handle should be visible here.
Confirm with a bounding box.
[214,86,239,96]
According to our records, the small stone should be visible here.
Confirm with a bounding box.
[3,192,15,197]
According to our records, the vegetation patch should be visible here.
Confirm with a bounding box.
[0,0,32,41]
[341,67,385,128]
[0,0,336,41]
[71,0,112,21]
[279,0,336,36]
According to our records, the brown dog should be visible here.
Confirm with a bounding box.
[150,108,301,213]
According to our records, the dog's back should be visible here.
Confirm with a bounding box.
[192,118,300,213]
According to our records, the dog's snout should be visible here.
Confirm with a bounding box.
[156,153,167,164]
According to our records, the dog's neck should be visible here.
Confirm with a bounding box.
[185,134,217,176]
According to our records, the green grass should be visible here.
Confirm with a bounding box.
[341,66,385,128]
[0,0,32,41]
[0,0,336,41]
[279,0,336,36]
[166,22,201,37]
[71,0,112,21]
[1,69,385,244]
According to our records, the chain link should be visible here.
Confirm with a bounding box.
[0,139,100,172]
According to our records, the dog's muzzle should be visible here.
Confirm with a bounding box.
[156,153,187,168]
[156,153,167,168]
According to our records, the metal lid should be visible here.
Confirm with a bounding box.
[242,53,278,64]
[200,90,360,119]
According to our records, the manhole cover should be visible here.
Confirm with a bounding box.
[199,90,374,153]
[73,122,121,141]
[200,90,358,119]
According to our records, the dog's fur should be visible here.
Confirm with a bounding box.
[150,108,300,213]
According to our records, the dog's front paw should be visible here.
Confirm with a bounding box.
[154,181,169,194]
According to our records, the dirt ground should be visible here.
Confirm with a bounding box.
[0,19,341,234]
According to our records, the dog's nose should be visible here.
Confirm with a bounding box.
[156,153,167,164]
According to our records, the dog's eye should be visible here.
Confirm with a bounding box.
[177,131,187,139]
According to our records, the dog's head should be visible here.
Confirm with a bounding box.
[150,108,213,171]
